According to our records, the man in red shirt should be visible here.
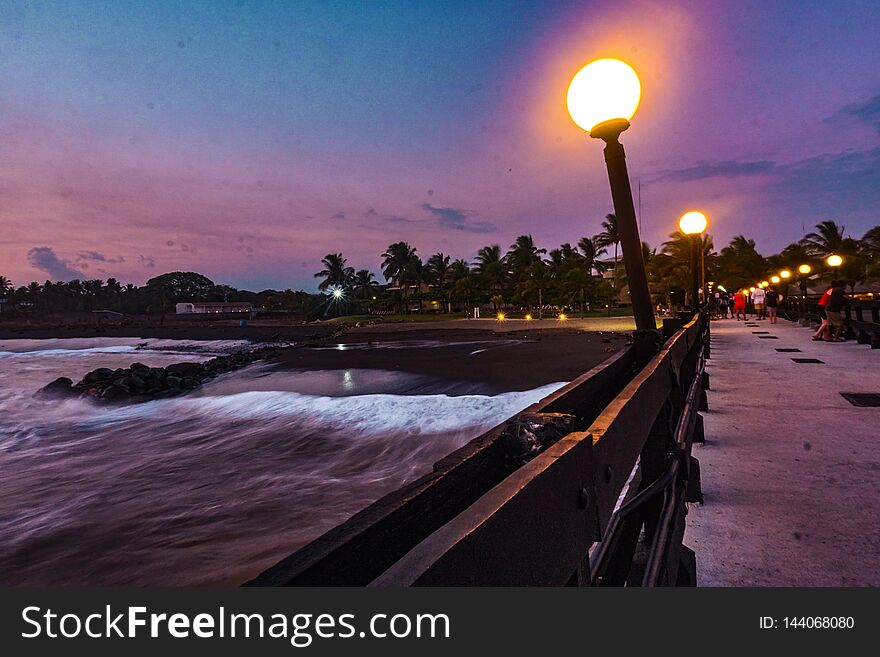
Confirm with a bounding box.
[811,281,834,340]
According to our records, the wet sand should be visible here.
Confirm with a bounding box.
[269,328,630,393]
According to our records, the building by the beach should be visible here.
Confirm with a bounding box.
[175,301,253,315]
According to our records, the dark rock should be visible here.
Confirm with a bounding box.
[38,377,76,399]
[130,362,150,372]
[166,362,202,377]
[83,367,114,384]
[500,412,578,466]
[166,376,182,389]
[100,383,131,402]
[183,377,196,388]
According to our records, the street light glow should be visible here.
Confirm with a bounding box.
[332,288,344,299]
[780,270,791,279]
[678,211,708,235]
[771,275,781,284]
[798,264,812,275]
[567,58,641,134]
[749,286,756,292]
[826,254,843,267]
[761,280,769,287]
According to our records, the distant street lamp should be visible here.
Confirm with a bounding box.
[826,254,843,268]
[780,270,791,280]
[771,275,781,284]
[567,58,654,331]
[678,210,708,312]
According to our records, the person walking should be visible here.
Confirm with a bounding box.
[734,289,747,321]
[821,280,848,342]
[765,286,781,324]
[752,285,766,320]
[811,281,834,341]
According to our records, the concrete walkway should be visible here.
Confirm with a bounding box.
[684,317,880,586]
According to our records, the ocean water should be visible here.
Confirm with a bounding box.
[0,338,563,585]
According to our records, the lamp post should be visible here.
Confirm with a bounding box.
[567,58,654,332]
[826,254,843,269]
[678,210,708,313]
[797,264,811,319]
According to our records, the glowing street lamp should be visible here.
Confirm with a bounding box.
[771,275,781,284]
[761,280,769,288]
[797,264,812,318]
[780,270,791,280]
[679,210,708,311]
[826,254,843,268]
[332,288,344,300]
[567,58,653,331]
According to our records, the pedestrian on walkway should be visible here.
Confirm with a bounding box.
[734,289,747,321]
[811,281,834,340]
[821,280,849,342]
[765,286,781,324]
[752,285,766,320]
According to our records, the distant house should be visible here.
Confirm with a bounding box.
[175,301,253,315]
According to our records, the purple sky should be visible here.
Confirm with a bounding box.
[2,0,879,291]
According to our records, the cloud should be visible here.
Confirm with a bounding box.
[138,255,156,268]
[26,246,85,281]
[76,250,125,263]
[839,93,880,133]
[654,159,776,182]
[331,212,346,220]
[421,203,496,233]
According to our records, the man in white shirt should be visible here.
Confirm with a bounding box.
[752,286,766,320]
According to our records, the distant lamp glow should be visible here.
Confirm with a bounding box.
[678,211,708,235]
[524,313,533,321]
[798,264,811,275]
[826,254,843,267]
[761,281,769,287]
[749,286,756,292]
[771,275,781,284]
[558,313,568,321]
[497,312,505,321]
[780,270,791,279]
[567,58,641,136]
[331,288,344,299]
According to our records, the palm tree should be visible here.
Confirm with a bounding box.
[0,276,11,297]
[353,269,378,301]
[594,213,621,295]
[577,237,607,276]
[314,253,355,292]
[426,253,451,312]
[800,220,847,256]
[473,245,507,306]
[381,242,419,312]
[425,252,451,289]
[662,231,716,307]
[862,226,880,254]
[506,235,545,277]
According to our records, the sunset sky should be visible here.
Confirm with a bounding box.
[2,0,879,291]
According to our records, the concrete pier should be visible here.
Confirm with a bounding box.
[685,317,880,586]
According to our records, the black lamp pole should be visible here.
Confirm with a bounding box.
[690,235,700,312]
[592,119,655,332]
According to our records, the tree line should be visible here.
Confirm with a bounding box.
[0,271,313,318]
[313,219,880,315]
